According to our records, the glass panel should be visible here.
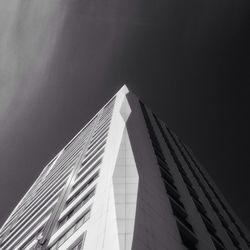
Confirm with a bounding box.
[76,241,83,250]
[84,210,91,223]
[75,217,85,230]
[57,235,65,247]
[50,243,58,250]
[65,226,75,241]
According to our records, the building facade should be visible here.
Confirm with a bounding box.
[0,85,249,250]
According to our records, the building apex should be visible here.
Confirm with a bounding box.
[117,84,129,95]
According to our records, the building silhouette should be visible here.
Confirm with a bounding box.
[0,85,249,250]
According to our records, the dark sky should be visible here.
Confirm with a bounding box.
[0,0,249,231]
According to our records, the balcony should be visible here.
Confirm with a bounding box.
[177,220,198,250]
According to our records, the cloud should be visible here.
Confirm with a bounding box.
[0,0,68,129]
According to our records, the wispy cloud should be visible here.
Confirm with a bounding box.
[0,0,67,129]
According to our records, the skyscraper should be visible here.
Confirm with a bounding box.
[0,85,249,250]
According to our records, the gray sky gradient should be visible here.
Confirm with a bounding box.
[0,0,249,231]
[0,0,67,129]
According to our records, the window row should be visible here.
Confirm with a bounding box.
[58,206,91,230]
[64,114,97,152]
[183,143,250,248]
[81,144,104,170]
[1,198,55,249]
[99,102,115,122]
[92,114,111,136]
[140,102,197,250]
[49,218,88,250]
[154,115,225,250]
[95,114,111,132]
[66,187,95,213]
[18,226,44,250]
[1,210,51,250]
[13,177,65,227]
[87,130,108,154]
[84,140,106,162]
[165,124,242,249]
[90,123,110,146]
[73,160,100,191]
[77,156,102,179]
[43,147,82,185]
[32,157,78,202]
[102,96,115,110]
[67,172,99,207]
[68,236,85,250]
[3,194,58,246]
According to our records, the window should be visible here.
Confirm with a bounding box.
[85,140,106,161]
[87,132,108,153]
[77,159,101,179]
[95,117,111,131]
[91,124,110,143]
[58,206,91,229]
[103,96,115,109]
[18,226,44,249]
[71,188,95,208]
[177,220,198,250]
[87,135,106,154]
[172,202,193,233]
[140,102,198,250]
[50,217,88,249]
[68,235,85,250]
[79,151,103,177]
[81,147,104,169]
[73,163,99,190]
[227,228,240,248]
[212,238,225,250]
[68,173,98,206]
[64,114,97,151]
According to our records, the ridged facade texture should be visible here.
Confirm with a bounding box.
[0,85,249,250]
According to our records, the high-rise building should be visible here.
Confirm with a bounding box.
[0,85,249,250]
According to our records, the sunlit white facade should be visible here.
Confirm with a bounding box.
[0,85,249,250]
